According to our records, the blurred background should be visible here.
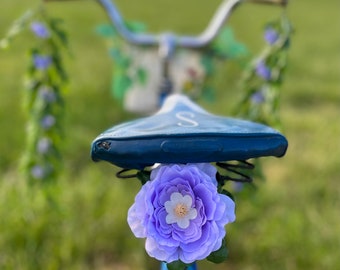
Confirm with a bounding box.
[0,0,339,269]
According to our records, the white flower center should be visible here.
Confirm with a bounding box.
[164,192,197,229]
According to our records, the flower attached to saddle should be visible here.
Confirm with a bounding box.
[127,163,235,267]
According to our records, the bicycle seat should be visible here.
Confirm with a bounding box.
[91,94,288,169]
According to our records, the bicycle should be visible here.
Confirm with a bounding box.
[91,0,288,269]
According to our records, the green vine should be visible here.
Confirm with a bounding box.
[1,4,69,183]
[231,13,293,192]
[234,13,293,129]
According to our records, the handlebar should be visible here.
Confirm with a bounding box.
[97,0,287,49]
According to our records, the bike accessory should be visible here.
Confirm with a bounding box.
[91,94,288,169]
[216,160,255,183]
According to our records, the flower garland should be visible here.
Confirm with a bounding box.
[1,5,69,183]
[234,13,293,129]
[230,14,292,191]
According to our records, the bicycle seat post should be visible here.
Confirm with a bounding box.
[158,33,177,105]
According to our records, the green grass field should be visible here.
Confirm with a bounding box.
[1,0,339,269]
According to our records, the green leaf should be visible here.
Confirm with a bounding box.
[0,9,34,49]
[112,72,131,100]
[95,24,117,37]
[126,21,147,33]
[49,18,69,48]
[200,55,214,75]
[109,48,120,60]
[227,42,248,59]
[211,27,248,59]
[113,53,131,67]
[207,238,228,264]
[136,68,147,84]
[136,170,150,185]
[202,86,215,102]
[166,260,190,270]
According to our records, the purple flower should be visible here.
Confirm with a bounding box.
[264,28,279,45]
[127,163,235,264]
[255,61,271,81]
[31,165,45,179]
[41,115,55,129]
[33,54,52,70]
[39,86,57,103]
[30,22,50,39]
[37,137,51,154]
[251,90,265,104]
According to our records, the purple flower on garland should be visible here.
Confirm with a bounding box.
[37,137,51,154]
[264,27,279,45]
[39,86,57,103]
[251,90,265,104]
[41,115,56,129]
[255,61,271,81]
[31,165,45,179]
[30,22,50,39]
[127,163,235,264]
[33,54,52,70]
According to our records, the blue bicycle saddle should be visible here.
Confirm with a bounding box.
[91,94,288,169]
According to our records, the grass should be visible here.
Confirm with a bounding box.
[1,0,340,269]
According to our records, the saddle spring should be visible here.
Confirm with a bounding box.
[216,160,255,185]
[116,160,255,186]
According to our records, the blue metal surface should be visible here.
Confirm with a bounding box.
[161,262,197,270]
[91,94,288,169]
